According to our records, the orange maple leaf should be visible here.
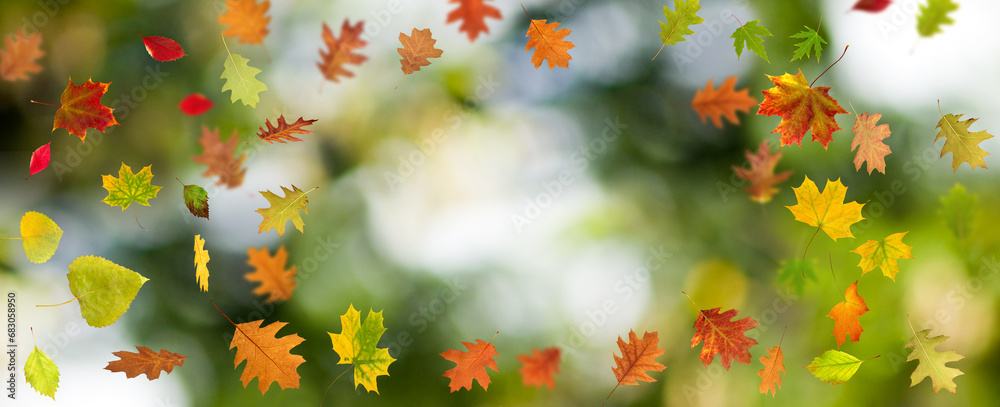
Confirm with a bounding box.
[851,112,892,174]
[317,20,367,83]
[441,337,498,392]
[397,28,443,77]
[230,319,305,394]
[827,280,868,348]
[446,0,502,42]
[756,69,848,149]
[757,333,785,397]
[691,76,757,128]
[732,140,792,203]
[104,346,187,380]
[525,19,574,69]
[518,347,560,389]
[608,330,666,403]
[50,78,119,142]
[191,126,246,188]
[691,307,758,369]
[245,245,298,303]
[1,29,44,82]
[256,115,317,144]
[219,0,271,45]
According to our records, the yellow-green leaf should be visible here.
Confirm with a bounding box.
[804,350,868,385]
[180,181,209,219]
[917,0,958,38]
[194,234,210,292]
[785,176,865,241]
[328,304,395,393]
[935,103,993,171]
[905,320,964,393]
[67,255,149,327]
[20,211,62,263]
[25,344,59,399]
[730,19,771,63]
[255,185,314,236]
[101,163,162,210]
[851,232,913,281]
[221,53,267,107]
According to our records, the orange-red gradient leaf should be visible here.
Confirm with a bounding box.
[827,280,869,348]
[245,245,297,303]
[446,0,502,42]
[219,0,271,45]
[612,330,666,386]
[691,307,758,369]
[104,346,187,380]
[758,345,785,396]
[691,76,757,128]
[230,319,305,394]
[318,20,368,83]
[256,116,317,144]
[732,140,792,203]
[441,338,498,392]
[52,78,119,142]
[0,29,44,82]
[518,347,560,389]
[138,32,185,61]
[525,19,574,69]
[756,70,848,148]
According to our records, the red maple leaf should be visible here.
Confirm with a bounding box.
[446,0,502,42]
[691,307,759,369]
[51,77,120,142]
[518,347,560,389]
[441,338,498,392]
[853,0,891,12]
[756,70,848,149]
[318,20,368,84]
[137,31,185,61]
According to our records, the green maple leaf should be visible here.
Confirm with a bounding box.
[776,258,816,297]
[328,304,396,393]
[221,53,267,107]
[935,102,993,171]
[66,255,149,327]
[789,25,826,62]
[905,320,964,393]
[25,343,59,399]
[653,0,704,59]
[255,185,315,236]
[19,211,63,264]
[917,0,958,38]
[730,19,772,63]
[804,350,870,385]
[101,163,162,210]
[178,179,209,219]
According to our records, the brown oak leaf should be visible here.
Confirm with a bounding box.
[518,347,560,389]
[398,28,443,76]
[230,319,305,394]
[318,20,367,83]
[256,116,317,144]
[191,126,246,188]
[525,19,574,69]
[105,346,187,380]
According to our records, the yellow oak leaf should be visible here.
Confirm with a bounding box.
[851,232,913,281]
[255,185,316,236]
[786,176,865,241]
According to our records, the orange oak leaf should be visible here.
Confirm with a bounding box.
[691,307,758,369]
[851,112,892,174]
[191,126,246,188]
[104,346,187,380]
[441,337,498,392]
[446,0,502,42]
[317,20,367,84]
[219,0,271,45]
[1,29,44,81]
[732,140,792,203]
[757,332,786,397]
[757,70,848,148]
[691,76,757,128]
[230,319,305,394]
[245,245,297,303]
[525,19,574,69]
[51,78,119,142]
[256,116,317,144]
[827,280,869,348]
[609,330,666,402]
[518,347,560,389]
[397,28,443,76]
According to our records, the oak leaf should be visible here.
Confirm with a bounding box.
[853,0,891,12]
[398,28,443,77]
[256,185,314,236]
[221,53,267,107]
[610,330,665,397]
[27,143,51,179]
[105,346,187,380]
[525,19,574,69]
[757,344,785,396]
[20,211,63,264]
[691,307,758,369]
[786,176,865,241]
[805,350,870,385]
[730,19,771,63]
[827,281,869,347]
[25,338,59,399]
[732,140,792,203]
[101,163,162,211]
[917,0,957,38]
[192,126,246,188]
[447,0,502,42]
[905,319,963,393]
[790,25,826,62]
[318,20,367,83]
[194,234,210,292]
[851,112,892,174]
[441,337,498,392]
[257,115,317,144]
[67,255,149,327]
[52,78,119,142]
[757,70,848,148]
[245,245,297,302]
[219,0,270,44]
[1,29,44,82]
[230,319,305,394]
[137,31,185,61]
[179,93,213,116]
[178,179,209,219]
[935,102,993,171]
[692,76,757,128]
[518,347,560,389]
[851,232,913,281]
[328,304,395,393]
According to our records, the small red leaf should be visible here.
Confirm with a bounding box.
[27,142,51,179]
[138,31,185,61]
[852,0,891,12]
[179,93,213,116]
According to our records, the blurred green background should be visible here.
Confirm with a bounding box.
[2,0,999,406]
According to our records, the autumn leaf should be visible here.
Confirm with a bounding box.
[179,93,213,116]
[256,185,315,236]
[65,255,149,327]
[397,28,443,82]
[318,20,367,84]
[328,304,395,393]
[935,101,993,171]
[853,0,892,12]
[689,305,758,369]
[27,142,51,179]
[827,281,869,348]
[177,179,209,219]
[757,333,785,397]
[691,76,757,128]
[917,0,957,38]
[20,211,63,264]
[730,18,771,63]
[256,115,317,144]
[192,126,247,189]
[220,51,267,107]
[446,0,502,42]
[789,25,826,62]
[805,350,874,385]
[850,112,892,174]
[786,176,865,241]
[518,347,560,389]
[732,140,792,203]
[441,337,499,392]
[51,78,119,142]
[194,234,210,292]
[652,0,704,60]
[219,0,270,44]
[137,31,185,61]
[230,319,305,394]
[757,70,848,148]
[105,346,187,380]
[525,18,574,69]
[101,163,162,212]
[0,29,44,82]
[245,245,297,302]
[851,232,913,281]
[25,330,59,399]
[607,330,665,403]
[905,318,964,393]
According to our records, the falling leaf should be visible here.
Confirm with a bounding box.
[730,19,771,63]
[219,0,271,44]
[789,25,826,62]
[256,116,317,144]
[137,31,185,61]
[229,319,305,394]
[328,304,395,393]
[0,29,44,82]
[757,344,785,396]
[194,234,210,292]
[691,307,758,369]
[318,20,367,83]
[935,102,993,171]
[66,255,149,327]
[179,93,213,116]
[732,140,792,203]
[525,19,574,69]
[20,211,63,264]
[25,339,59,399]
[853,0,892,12]
[105,346,187,380]
[851,232,913,281]
[192,126,247,189]
[101,163,162,210]
[905,319,964,393]
[805,350,870,385]
[221,52,266,107]
[52,78,119,142]
[441,337,499,392]
[398,28,443,76]
[656,0,704,47]
[245,245,297,302]
[446,0,502,42]
[518,347,560,389]
[691,76,757,128]
[255,185,313,236]
[27,142,51,179]
[609,330,666,399]
[178,180,209,219]
[827,281,869,348]
[917,0,957,38]
[786,176,865,241]
[850,112,892,174]
[757,70,848,148]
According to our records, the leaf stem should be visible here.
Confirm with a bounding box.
[802,226,821,261]
[778,326,787,347]
[0,237,22,240]
[828,250,837,285]
[320,366,352,407]
[36,284,117,307]
[209,299,237,328]
[810,44,848,87]
[133,206,148,231]
[29,100,59,108]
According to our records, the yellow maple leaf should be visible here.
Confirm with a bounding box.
[851,232,913,281]
[786,176,865,241]
[194,234,210,291]
[255,185,316,236]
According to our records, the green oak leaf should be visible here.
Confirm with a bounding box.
[67,256,149,327]
[730,19,772,63]
[20,211,63,263]
[221,53,267,107]
[179,179,209,219]
[804,350,869,385]
[328,304,395,393]
[790,25,826,62]
[25,344,60,399]
[101,163,162,210]
[917,0,958,38]
[657,0,704,46]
